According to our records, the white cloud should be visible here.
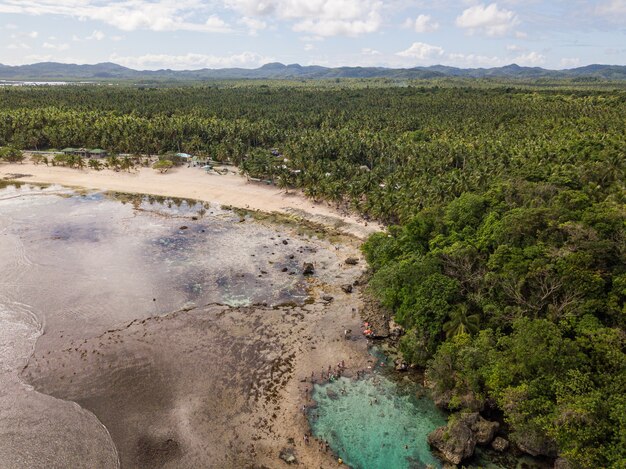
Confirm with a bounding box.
[396,42,444,61]
[361,47,381,55]
[110,51,273,70]
[28,31,39,38]
[239,16,267,35]
[86,30,105,41]
[226,0,384,37]
[0,0,232,33]
[304,43,315,51]
[447,53,506,68]
[513,51,545,66]
[43,42,70,51]
[7,42,31,50]
[506,44,524,52]
[456,3,519,37]
[560,57,581,68]
[406,14,439,33]
[293,12,381,37]
[596,0,626,16]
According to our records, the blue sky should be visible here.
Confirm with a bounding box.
[0,1,624,70]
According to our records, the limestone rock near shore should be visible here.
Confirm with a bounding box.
[428,412,501,465]
[471,415,499,445]
[388,319,404,338]
[279,447,297,464]
[514,431,558,458]
[491,436,509,452]
[427,418,476,465]
[554,457,573,469]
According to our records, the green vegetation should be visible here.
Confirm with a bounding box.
[0,146,24,163]
[153,159,173,173]
[1,82,624,467]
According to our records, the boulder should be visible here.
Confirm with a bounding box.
[322,295,334,302]
[340,284,353,293]
[279,447,297,464]
[491,437,509,452]
[514,431,558,458]
[388,320,404,338]
[554,457,573,469]
[395,361,408,372]
[345,257,359,265]
[302,263,315,275]
[428,419,476,465]
[471,416,499,445]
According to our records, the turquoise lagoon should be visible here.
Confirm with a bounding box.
[308,372,446,469]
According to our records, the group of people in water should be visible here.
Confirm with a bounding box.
[313,360,347,383]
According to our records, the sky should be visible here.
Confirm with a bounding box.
[0,1,625,70]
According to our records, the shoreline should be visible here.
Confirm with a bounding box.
[1,183,376,468]
[0,157,382,240]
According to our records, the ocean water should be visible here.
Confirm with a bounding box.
[309,374,446,469]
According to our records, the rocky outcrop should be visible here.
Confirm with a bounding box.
[340,284,353,293]
[428,418,477,465]
[491,437,509,452]
[302,263,315,275]
[394,358,408,372]
[514,431,558,458]
[554,457,573,469]
[279,447,297,464]
[428,412,501,465]
[471,415,499,445]
[388,320,404,338]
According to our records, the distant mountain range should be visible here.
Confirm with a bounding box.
[1,62,625,81]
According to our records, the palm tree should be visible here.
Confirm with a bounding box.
[443,304,480,338]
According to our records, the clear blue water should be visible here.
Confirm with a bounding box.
[308,373,446,469]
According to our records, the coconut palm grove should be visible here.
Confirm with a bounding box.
[1,80,625,468]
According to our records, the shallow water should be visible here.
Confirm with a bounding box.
[0,183,362,468]
[309,373,446,469]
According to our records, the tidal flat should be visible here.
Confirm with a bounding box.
[0,183,370,468]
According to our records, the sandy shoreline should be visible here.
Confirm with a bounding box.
[0,157,381,239]
[1,184,378,468]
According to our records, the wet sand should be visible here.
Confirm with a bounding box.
[1,185,373,468]
[0,156,381,239]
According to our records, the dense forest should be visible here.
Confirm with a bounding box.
[1,82,624,467]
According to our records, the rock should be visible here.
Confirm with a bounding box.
[340,284,353,293]
[514,431,558,458]
[179,225,188,230]
[279,447,297,464]
[302,263,315,275]
[395,361,408,372]
[282,240,288,245]
[326,389,339,400]
[428,419,476,465]
[322,295,334,302]
[471,416,499,445]
[388,320,404,338]
[554,457,573,469]
[432,390,453,409]
[345,257,359,265]
[491,437,509,452]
